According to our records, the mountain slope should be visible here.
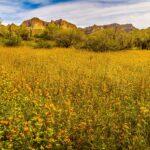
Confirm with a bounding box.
[50,19,77,29]
[21,18,77,30]
[21,17,48,29]
[84,23,137,34]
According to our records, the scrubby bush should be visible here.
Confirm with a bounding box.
[4,34,22,47]
[132,29,150,50]
[40,23,60,40]
[84,29,133,52]
[56,29,85,48]
[19,26,31,41]
[34,40,53,49]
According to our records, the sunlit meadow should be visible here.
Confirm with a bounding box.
[0,47,150,149]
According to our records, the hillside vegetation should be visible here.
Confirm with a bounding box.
[0,18,150,51]
[0,47,150,149]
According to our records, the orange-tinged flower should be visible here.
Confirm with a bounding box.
[24,126,29,133]
[0,120,9,126]
[37,117,43,123]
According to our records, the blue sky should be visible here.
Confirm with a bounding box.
[0,0,150,28]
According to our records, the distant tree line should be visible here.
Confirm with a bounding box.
[0,22,150,51]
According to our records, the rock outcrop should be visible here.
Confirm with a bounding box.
[84,23,136,34]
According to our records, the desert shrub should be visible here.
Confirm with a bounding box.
[131,29,150,50]
[34,40,53,49]
[84,29,132,52]
[84,34,106,52]
[19,26,31,41]
[0,27,8,38]
[56,29,85,48]
[40,23,60,40]
[4,34,22,47]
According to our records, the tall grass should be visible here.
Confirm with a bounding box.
[0,47,150,149]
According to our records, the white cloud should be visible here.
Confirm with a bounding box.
[0,0,150,28]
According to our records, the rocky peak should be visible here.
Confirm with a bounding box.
[21,17,48,29]
[121,24,136,32]
[21,18,77,30]
[84,23,136,34]
[50,19,77,29]
[84,25,103,34]
[102,23,136,32]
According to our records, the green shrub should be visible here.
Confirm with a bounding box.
[84,29,132,52]
[56,29,85,48]
[40,23,60,40]
[34,40,53,49]
[4,35,22,47]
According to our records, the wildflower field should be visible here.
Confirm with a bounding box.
[0,47,150,149]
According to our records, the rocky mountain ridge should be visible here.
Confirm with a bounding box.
[84,23,136,34]
[1,17,142,34]
[21,17,77,30]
